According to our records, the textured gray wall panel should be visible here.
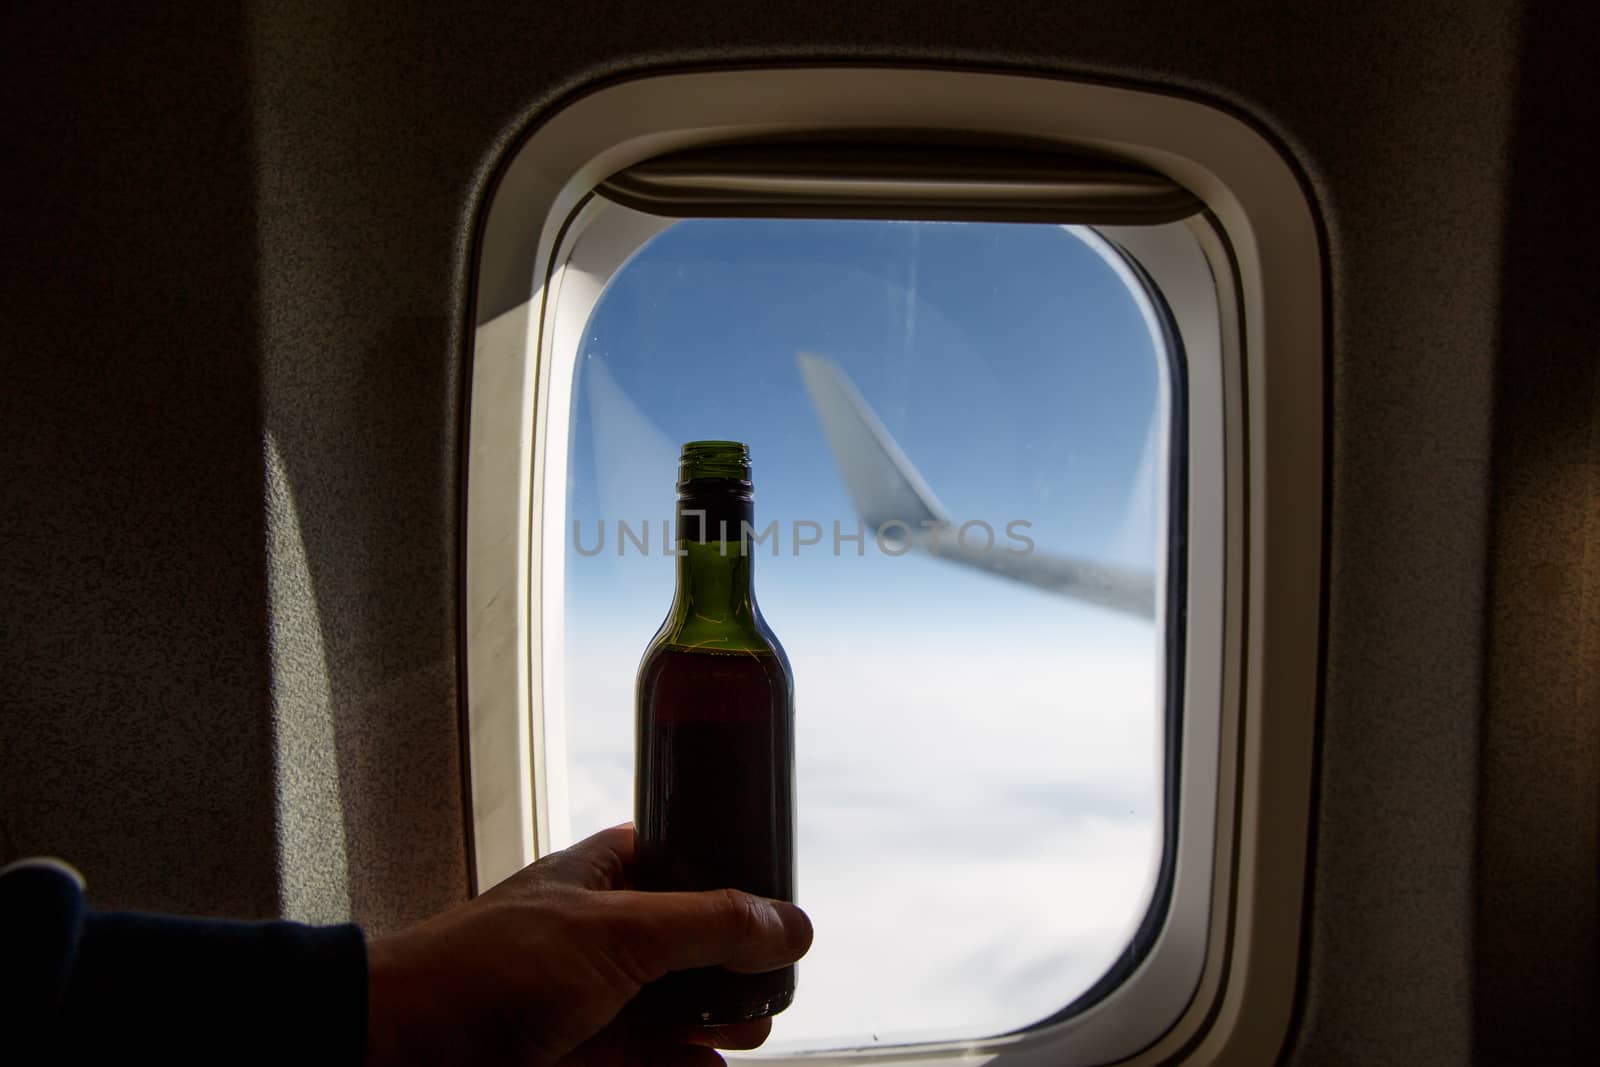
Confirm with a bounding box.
[1,4,281,919]
[1475,4,1600,1062]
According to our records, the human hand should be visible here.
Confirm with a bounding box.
[365,823,813,1067]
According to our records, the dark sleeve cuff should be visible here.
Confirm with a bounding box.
[56,906,369,1065]
[0,859,89,1058]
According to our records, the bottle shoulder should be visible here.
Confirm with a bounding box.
[754,614,792,675]
[640,607,789,671]
[639,625,787,665]
[644,605,787,659]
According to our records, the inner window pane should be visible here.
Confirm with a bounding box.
[558,218,1171,1051]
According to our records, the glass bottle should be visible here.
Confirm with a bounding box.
[635,440,797,1023]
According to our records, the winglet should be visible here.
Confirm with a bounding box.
[795,352,949,532]
[797,351,1158,618]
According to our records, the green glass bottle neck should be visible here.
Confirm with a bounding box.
[676,539,757,618]
[660,497,770,653]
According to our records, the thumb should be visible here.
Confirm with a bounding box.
[600,888,813,981]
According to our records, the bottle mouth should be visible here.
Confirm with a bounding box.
[678,440,753,493]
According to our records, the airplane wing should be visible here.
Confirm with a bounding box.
[796,352,1158,619]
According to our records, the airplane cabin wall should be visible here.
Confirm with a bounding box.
[1475,4,1599,1061]
[2,2,1594,1063]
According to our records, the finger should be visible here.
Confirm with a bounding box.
[601,888,813,978]
[679,1018,773,1050]
[530,824,636,891]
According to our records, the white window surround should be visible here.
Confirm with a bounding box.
[463,68,1323,1067]
[530,204,1210,1058]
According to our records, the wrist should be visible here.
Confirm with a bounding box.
[365,935,413,1067]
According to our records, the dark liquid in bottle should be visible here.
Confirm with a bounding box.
[636,645,796,1024]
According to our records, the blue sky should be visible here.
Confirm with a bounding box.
[565,219,1165,631]
[558,218,1170,1049]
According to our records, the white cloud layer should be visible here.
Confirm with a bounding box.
[560,627,1163,1051]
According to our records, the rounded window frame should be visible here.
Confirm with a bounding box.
[463,67,1323,1067]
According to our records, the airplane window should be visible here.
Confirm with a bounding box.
[558,218,1174,1051]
